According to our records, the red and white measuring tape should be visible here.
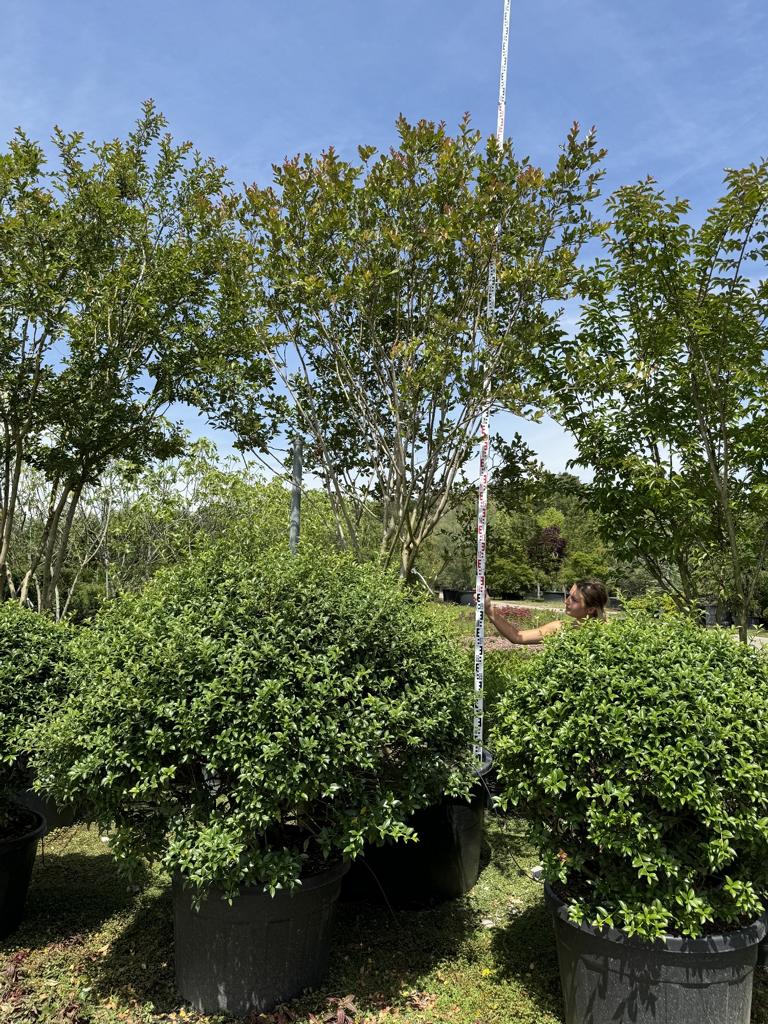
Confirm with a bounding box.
[473,0,512,761]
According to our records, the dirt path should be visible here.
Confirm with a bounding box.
[488,599,621,618]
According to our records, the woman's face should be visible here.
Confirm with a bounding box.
[565,584,589,620]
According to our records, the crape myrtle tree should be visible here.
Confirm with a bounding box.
[6,464,112,620]
[550,162,768,638]
[241,115,605,579]
[0,103,275,613]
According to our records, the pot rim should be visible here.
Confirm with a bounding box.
[0,804,47,851]
[174,857,350,904]
[544,882,768,954]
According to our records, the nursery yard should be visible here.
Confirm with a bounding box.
[4,816,768,1024]
[5,601,768,1023]
[1,4,767,1020]
[431,603,566,637]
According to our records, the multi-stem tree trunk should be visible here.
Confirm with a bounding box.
[15,477,82,614]
[244,117,605,587]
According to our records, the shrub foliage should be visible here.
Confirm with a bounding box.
[0,603,70,823]
[491,613,768,938]
[33,547,474,896]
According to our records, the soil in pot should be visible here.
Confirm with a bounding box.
[0,803,46,939]
[545,883,766,1024]
[173,859,349,1017]
[342,751,492,907]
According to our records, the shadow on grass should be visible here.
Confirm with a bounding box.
[8,848,151,950]
[485,813,563,1016]
[88,890,768,1024]
[483,814,537,876]
[752,970,768,1024]
[292,895,483,1018]
[87,887,179,1015]
[490,901,563,1021]
[4,824,490,1019]
[82,880,482,1019]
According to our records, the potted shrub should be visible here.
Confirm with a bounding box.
[491,611,768,1024]
[0,602,70,938]
[341,744,492,906]
[32,545,474,1016]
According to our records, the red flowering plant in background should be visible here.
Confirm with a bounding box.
[495,606,533,624]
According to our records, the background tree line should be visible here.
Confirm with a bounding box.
[414,455,654,602]
[1,105,766,634]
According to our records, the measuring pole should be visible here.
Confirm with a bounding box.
[289,438,303,554]
[473,0,512,762]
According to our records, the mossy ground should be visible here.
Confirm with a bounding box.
[4,817,768,1024]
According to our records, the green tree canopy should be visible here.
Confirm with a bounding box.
[241,116,605,579]
[0,103,275,613]
[549,162,768,636]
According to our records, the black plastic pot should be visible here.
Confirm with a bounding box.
[342,751,492,906]
[15,787,76,834]
[545,883,766,1024]
[441,589,476,606]
[14,766,77,835]
[0,806,46,939]
[173,859,349,1017]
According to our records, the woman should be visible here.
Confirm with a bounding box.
[484,580,608,645]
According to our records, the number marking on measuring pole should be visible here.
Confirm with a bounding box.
[474,0,512,762]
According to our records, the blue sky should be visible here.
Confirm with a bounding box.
[2,0,766,475]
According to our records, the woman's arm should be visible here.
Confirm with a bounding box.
[484,597,563,645]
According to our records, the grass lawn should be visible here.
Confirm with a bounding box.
[5,817,768,1024]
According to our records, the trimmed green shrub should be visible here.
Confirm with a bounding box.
[32,546,474,897]
[491,612,768,938]
[482,649,533,736]
[0,603,70,827]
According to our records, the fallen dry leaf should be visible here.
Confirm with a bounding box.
[405,992,436,1011]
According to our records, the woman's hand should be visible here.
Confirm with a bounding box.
[481,595,556,645]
